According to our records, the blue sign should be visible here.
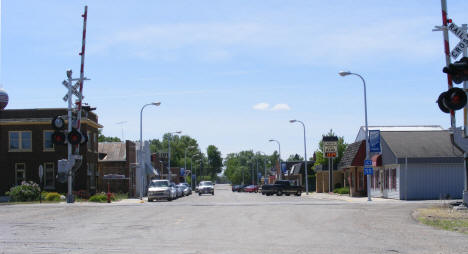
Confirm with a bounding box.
[369,130,381,153]
[364,159,373,175]
[258,172,262,179]
[180,168,185,176]
[364,167,373,175]
[192,174,196,180]
[281,162,287,173]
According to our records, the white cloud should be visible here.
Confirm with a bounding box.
[253,102,270,110]
[271,104,291,111]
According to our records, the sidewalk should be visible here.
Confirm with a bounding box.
[302,192,400,203]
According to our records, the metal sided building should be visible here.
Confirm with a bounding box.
[371,130,464,200]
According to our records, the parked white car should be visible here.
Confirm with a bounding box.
[147,180,173,202]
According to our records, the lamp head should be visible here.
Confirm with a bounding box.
[289,119,297,123]
[269,139,274,142]
[152,102,161,106]
[338,71,351,77]
[175,131,182,134]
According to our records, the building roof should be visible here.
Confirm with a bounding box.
[381,131,463,158]
[98,142,126,161]
[338,140,365,169]
[355,125,443,142]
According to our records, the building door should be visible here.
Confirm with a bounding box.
[15,163,26,185]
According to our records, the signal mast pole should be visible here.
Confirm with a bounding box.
[64,6,88,203]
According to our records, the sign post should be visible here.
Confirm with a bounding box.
[38,165,43,203]
[323,136,338,192]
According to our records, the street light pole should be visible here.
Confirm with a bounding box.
[290,120,309,195]
[269,139,281,180]
[260,152,268,184]
[185,146,196,183]
[139,102,161,199]
[339,71,371,201]
[191,154,198,189]
[167,131,182,183]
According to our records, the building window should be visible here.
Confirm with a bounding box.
[87,132,92,151]
[44,162,55,189]
[391,169,397,190]
[9,131,32,151]
[15,163,26,185]
[94,132,97,152]
[43,130,55,151]
[88,163,96,190]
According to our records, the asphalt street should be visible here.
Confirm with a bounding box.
[0,184,467,254]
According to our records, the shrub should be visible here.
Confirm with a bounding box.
[89,192,115,202]
[44,192,61,201]
[333,186,350,195]
[6,181,41,202]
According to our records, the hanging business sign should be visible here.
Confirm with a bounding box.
[323,136,338,158]
[281,162,287,173]
[368,130,381,153]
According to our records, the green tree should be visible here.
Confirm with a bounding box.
[207,145,223,179]
[149,134,201,168]
[223,150,273,185]
[98,129,121,142]
[287,154,304,162]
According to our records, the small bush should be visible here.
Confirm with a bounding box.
[89,192,115,202]
[6,181,41,202]
[333,186,350,195]
[44,192,61,201]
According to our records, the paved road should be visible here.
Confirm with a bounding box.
[0,184,467,254]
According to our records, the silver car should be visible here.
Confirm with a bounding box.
[170,182,182,198]
[147,180,173,202]
[198,181,214,196]
[177,183,192,196]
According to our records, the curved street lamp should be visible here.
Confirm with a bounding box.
[139,102,161,199]
[339,70,371,201]
[290,119,309,195]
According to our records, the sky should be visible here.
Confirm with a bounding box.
[2,0,468,159]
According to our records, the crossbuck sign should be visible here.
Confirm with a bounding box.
[447,22,468,59]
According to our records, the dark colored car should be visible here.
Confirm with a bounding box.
[232,185,242,192]
[243,185,259,193]
[261,180,302,196]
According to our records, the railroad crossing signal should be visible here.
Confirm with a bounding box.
[437,87,467,113]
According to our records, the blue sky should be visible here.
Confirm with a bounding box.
[2,0,468,159]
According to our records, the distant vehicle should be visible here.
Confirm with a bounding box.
[243,185,259,193]
[261,180,302,196]
[237,184,249,192]
[232,185,241,192]
[198,181,214,195]
[147,180,173,202]
[177,183,192,196]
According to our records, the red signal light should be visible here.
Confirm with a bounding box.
[52,131,66,145]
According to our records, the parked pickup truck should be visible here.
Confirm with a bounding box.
[261,180,302,196]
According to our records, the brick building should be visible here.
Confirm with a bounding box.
[98,141,137,195]
[0,108,102,195]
